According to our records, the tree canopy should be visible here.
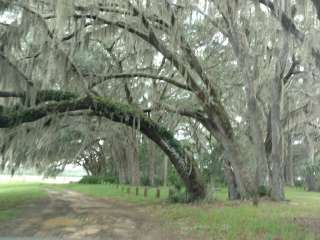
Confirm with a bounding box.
[1,0,320,201]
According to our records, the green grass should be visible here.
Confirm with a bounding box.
[54,184,320,240]
[0,182,47,221]
[155,187,320,240]
[52,183,169,204]
[1,182,318,239]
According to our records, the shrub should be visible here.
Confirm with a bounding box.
[140,176,150,186]
[79,175,118,184]
[294,177,304,188]
[257,185,270,197]
[168,187,188,203]
[101,176,118,184]
[79,176,100,184]
[168,168,183,190]
[154,177,163,186]
[140,176,163,187]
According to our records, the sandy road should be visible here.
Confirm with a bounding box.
[0,189,179,240]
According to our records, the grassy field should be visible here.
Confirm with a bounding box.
[155,187,320,240]
[52,183,170,204]
[54,183,320,240]
[1,182,319,239]
[0,182,47,221]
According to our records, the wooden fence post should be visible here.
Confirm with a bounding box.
[156,188,160,198]
[144,187,148,197]
[135,187,139,196]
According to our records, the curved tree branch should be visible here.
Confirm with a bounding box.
[0,90,77,104]
[0,93,205,200]
[89,72,191,91]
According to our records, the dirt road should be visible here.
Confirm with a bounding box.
[0,189,180,240]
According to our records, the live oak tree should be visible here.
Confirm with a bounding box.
[1,0,320,201]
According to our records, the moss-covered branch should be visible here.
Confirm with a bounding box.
[0,94,205,200]
[0,90,77,104]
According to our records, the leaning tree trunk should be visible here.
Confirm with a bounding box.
[0,93,206,200]
[199,117,254,199]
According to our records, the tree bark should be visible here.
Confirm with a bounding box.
[305,127,317,191]
[224,160,241,200]
[163,155,168,186]
[127,129,140,186]
[270,52,286,201]
[148,140,156,186]
[200,118,254,199]
[284,134,294,186]
[111,139,129,184]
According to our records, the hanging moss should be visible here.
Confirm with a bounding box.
[92,96,183,152]
[1,93,185,157]
[35,90,77,103]
[19,90,77,105]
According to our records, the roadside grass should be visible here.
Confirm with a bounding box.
[52,183,169,204]
[55,183,320,240]
[155,187,320,240]
[0,182,47,221]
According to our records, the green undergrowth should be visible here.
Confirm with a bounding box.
[0,182,47,221]
[2,182,318,239]
[55,184,320,240]
[155,187,320,240]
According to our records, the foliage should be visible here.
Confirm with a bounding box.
[302,162,320,191]
[168,167,184,190]
[78,175,118,185]
[200,145,225,186]
[257,185,271,197]
[294,178,304,188]
[1,0,320,201]
[168,187,188,203]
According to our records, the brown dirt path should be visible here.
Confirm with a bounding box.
[0,189,180,240]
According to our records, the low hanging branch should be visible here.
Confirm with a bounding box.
[0,92,205,200]
[88,72,191,91]
[0,90,77,104]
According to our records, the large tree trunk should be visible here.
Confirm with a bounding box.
[284,134,294,186]
[127,129,140,186]
[201,118,254,199]
[270,56,286,201]
[305,127,317,191]
[111,139,129,184]
[269,92,285,200]
[163,155,168,186]
[224,160,241,200]
[222,20,268,198]
[148,140,156,186]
